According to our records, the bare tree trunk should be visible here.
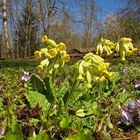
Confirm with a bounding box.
[82,0,98,48]
[38,0,47,34]
[2,0,11,59]
[16,32,19,58]
[38,0,56,36]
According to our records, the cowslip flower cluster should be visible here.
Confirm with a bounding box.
[96,38,115,56]
[115,37,138,61]
[34,35,70,73]
[121,99,140,124]
[75,52,114,89]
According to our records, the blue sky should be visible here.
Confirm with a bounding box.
[96,0,125,20]
[67,0,125,21]
[64,0,125,32]
[0,0,125,32]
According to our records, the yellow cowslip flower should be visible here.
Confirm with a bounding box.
[40,48,48,53]
[57,42,66,52]
[132,48,138,53]
[37,65,44,73]
[41,35,48,42]
[61,54,70,62]
[86,83,92,89]
[99,76,105,82]
[96,44,103,55]
[106,49,113,56]
[34,51,41,59]
[76,74,84,82]
[100,62,110,71]
[48,48,58,58]
[106,71,114,80]
[120,37,132,43]
[40,48,48,57]
[110,44,115,49]
[126,50,133,56]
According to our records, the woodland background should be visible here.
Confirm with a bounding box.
[0,0,140,59]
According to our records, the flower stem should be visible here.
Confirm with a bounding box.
[65,79,79,109]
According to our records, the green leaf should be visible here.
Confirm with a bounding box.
[43,77,56,102]
[101,131,111,140]
[0,97,3,110]
[111,72,121,88]
[30,74,47,95]
[26,91,50,112]
[134,124,140,132]
[76,109,86,117]
[86,71,92,83]
[106,117,113,129]
[5,124,24,140]
[67,91,83,106]
[60,117,69,129]
[29,118,40,126]
[63,134,95,140]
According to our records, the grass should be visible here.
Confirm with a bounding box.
[0,59,40,68]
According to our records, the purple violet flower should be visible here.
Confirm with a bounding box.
[138,110,140,118]
[121,110,133,124]
[122,99,140,123]
[136,99,140,108]
[123,67,129,74]
[126,99,140,110]
[21,72,30,82]
[127,102,136,109]
[135,83,140,90]
[0,116,7,135]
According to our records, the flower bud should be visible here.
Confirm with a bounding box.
[41,35,48,42]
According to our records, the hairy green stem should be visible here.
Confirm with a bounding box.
[65,79,79,109]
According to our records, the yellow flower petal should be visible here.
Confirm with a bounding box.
[126,50,133,56]
[99,76,105,82]
[57,42,66,52]
[101,62,110,71]
[132,48,138,53]
[86,83,92,89]
[61,54,70,62]
[107,72,114,80]
[48,48,58,58]
[37,65,44,72]
[34,51,41,59]
[76,74,84,82]
[120,37,132,43]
